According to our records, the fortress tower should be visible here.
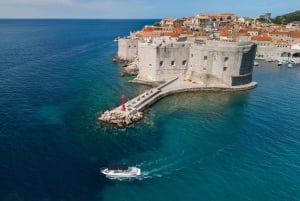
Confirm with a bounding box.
[127,37,256,87]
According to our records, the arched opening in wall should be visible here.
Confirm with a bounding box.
[171,60,175,66]
[204,56,208,60]
[224,57,229,62]
[223,67,228,71]
[281,52,291,57]
[292,52,300,58]
[160,61,163,66]
[182,60,187,66]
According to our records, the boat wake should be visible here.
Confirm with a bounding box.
[135,152,186,180]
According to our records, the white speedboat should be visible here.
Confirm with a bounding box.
[101,165,141,178]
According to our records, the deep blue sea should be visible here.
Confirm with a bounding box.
[0,19,300,201]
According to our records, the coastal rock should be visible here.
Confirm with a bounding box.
[131,112,143,122]
[99,110,144,127]
[125,116,132,125]
[123,60,139,75]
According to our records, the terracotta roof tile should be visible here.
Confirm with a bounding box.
[173,26,185,31]
[142,26,154,32]
[163,32,180,37]
[290,32,300,38]
[251,35,272,41]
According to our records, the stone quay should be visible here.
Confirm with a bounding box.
[99,78,257,127]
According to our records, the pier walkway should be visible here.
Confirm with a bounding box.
[99,77,257,126]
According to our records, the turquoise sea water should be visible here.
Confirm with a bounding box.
[0,19,300,201]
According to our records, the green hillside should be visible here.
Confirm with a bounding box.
[272,10,300,24]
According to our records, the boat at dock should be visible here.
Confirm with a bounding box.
[101,165,141,178]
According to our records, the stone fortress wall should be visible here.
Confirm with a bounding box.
[188,41,256,87]
[137,39,191,82]
[118,37,257,88]
[117,38,138,61]
[256,45,300,62]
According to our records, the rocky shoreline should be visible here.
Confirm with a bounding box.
[113,55,139,76]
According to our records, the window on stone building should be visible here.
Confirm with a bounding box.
[171,60,175,66]
[182,60,187,66]
[204,56,207,60]
[224,57,229,62]
[223,67,227,71]
[160,61,163,66]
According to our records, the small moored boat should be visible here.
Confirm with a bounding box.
[101,165,141,178]
[113,37,120,42]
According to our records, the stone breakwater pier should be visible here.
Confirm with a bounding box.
[99,78,257,127]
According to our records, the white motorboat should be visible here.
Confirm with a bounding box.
[101,165,141,178]
[287,60,298,68]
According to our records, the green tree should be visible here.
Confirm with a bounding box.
[153,22,161,26]
[271,10,300,24]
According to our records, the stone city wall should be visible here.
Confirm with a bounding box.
[187,41,253,86]
[137,41,191,82]
[117,38,138,61]
[136,40,256,87]
[118,37,257,87]
[256,45,300,62]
